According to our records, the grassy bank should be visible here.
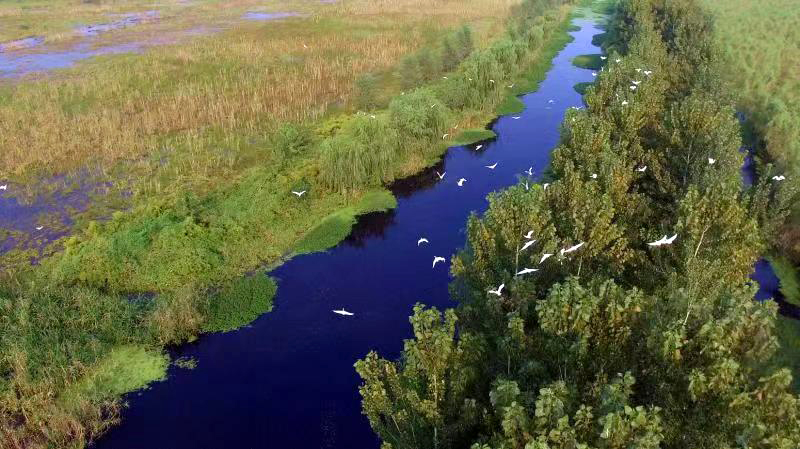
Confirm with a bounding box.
[699,0,800,312]
[0,0,581,447]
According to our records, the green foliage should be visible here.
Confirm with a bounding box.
[573,81,592,94]
[355,73,379,110]
[388,89,450,141]
[357,1,800,448]
[273,122,314,158]
[495,95,525,115]
[202,274,277,333]
[451,129,497,147]
[771,255,800,307]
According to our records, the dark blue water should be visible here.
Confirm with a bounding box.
[93,18,602,449]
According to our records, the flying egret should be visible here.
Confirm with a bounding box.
[643,70,652,76]
[635,68,642,72]
[0,185,6,190]
[303,44,308,49]
[561,242,585,255]
[417,238,429,246]
[636,165,647,172]
[516,268,538,276]
[663,234,677,245]
[543,183,550,190]
[443,76,448,79]
[520,239,537,252]
[508,84,515,88]
[708,158,716,165]
[600,56,607,60]
[485,162,498,170]
[457,178,466,186]
[539,253,553,264]
[632,80,641,85]
[512,116,521,120]
[524,181,529,191]
[432,256,446,268]
[333,309,354,316]
[489,79,495,83]
[292,190,307,197]
[370,114,376,119]
[442,133,449,139]
[590,173,598,179]
[525,167,533,176]
[548,99,555,104]
[630,85,637,90]
[35,226,43,230]
[773,175,786,181]
[621,101,629,106]
[436,171,446,180]
[524,230,534,239]
[647,235,668,247]
[615,58,621,63]
[488,284,505,296]
[592,72,597,77]
[475,144,483,151]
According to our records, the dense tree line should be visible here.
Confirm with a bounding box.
[355,1,800,448]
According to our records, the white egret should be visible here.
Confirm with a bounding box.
[432,256,446,268]
[508,84,515,88]
[524,230,534,239]
[525,167,533,176]
[664,233,677,245]
[632,80,641,85]
[636,165,647,172]
[457,178,466,186]
[630,85,637,90]
[512,116,521,120]
[772,175,786,181]
[370,114,376,119]
[442,76,448,79]
[647,235,668,247]
[592,72,597,77]
[600,56,607,60]
[590,173,598,179]
[524,181,529,191]
[485,162,498,170]
[643,70,652,76]
[516,268,538,276]
[488,284,505,296]
[615,58,621,63]
[543,183,550,190]
[436,170,446,180]
[561,242,585,255]
[333,309,354,316]
[621,101,629,106]
[442,133,449,139]
[475,144,483,151]
[708,158,716,165]
[635,68,642,72]
[35,226,43,231]
[0,185,6,190]
[291,190,307,197]
[520,239,537,252]
[548,99,555,104]
[539,253,553,264]
[417,238,429,246]
[489,79,495,83]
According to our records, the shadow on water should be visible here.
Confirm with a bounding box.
[91,16,606,449]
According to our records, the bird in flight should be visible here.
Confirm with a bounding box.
[442,133,449,139]
[524,230,534,239]
[417,238,429,246]
[524,181,529,191]
[436,170,446,180]
[543,183,550,190]
[635,68,642,73]
[457,178,466,186]
[292,190,307,197]
[333,309,354,316]
[560,242,585,256]
[592,72,597,77]
[488,284,505,296]
[590,173,598,179]
[539,253,553,264]
[475,144,483,151]
[489,79,495,83]
[615,58,621,63]
[0,185,6,190]
[621,101,629,106]
[708,158,716,165]
[512,116,521,120]
[520,239,537,252]
[508,84,514,88]
[600,56,607,60]
[636,165,647,172]
[643,70,652,76]
[432,256,446,268]
[35,226,43,230]
[648,234,678,247]
[632,80,641,85]
[485,162,498,170]
[630,85,637,90]
[442,76,448,79]
[516,268,538,276]
[525,167,534,176]
[772,175,786,181]
[548,99,555,104]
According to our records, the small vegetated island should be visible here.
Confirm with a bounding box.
[0,0,797,447]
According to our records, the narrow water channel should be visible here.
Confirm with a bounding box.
[92,18,602,449]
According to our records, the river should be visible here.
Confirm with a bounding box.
[91,14,793,449]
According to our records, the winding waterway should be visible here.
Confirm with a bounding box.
[91,16,794,449]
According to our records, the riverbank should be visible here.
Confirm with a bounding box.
[0,1,582,447]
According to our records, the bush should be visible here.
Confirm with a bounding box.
[355,73,379,110]
[272,122,314,157]
[388,88,450,140]
[202,274,276,333]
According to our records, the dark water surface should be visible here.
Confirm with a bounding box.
[93,18,602,449]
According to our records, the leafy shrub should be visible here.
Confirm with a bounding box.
[273,122,314,157]
[388,88,450,140]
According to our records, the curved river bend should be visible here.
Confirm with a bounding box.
[92,17,790,449]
